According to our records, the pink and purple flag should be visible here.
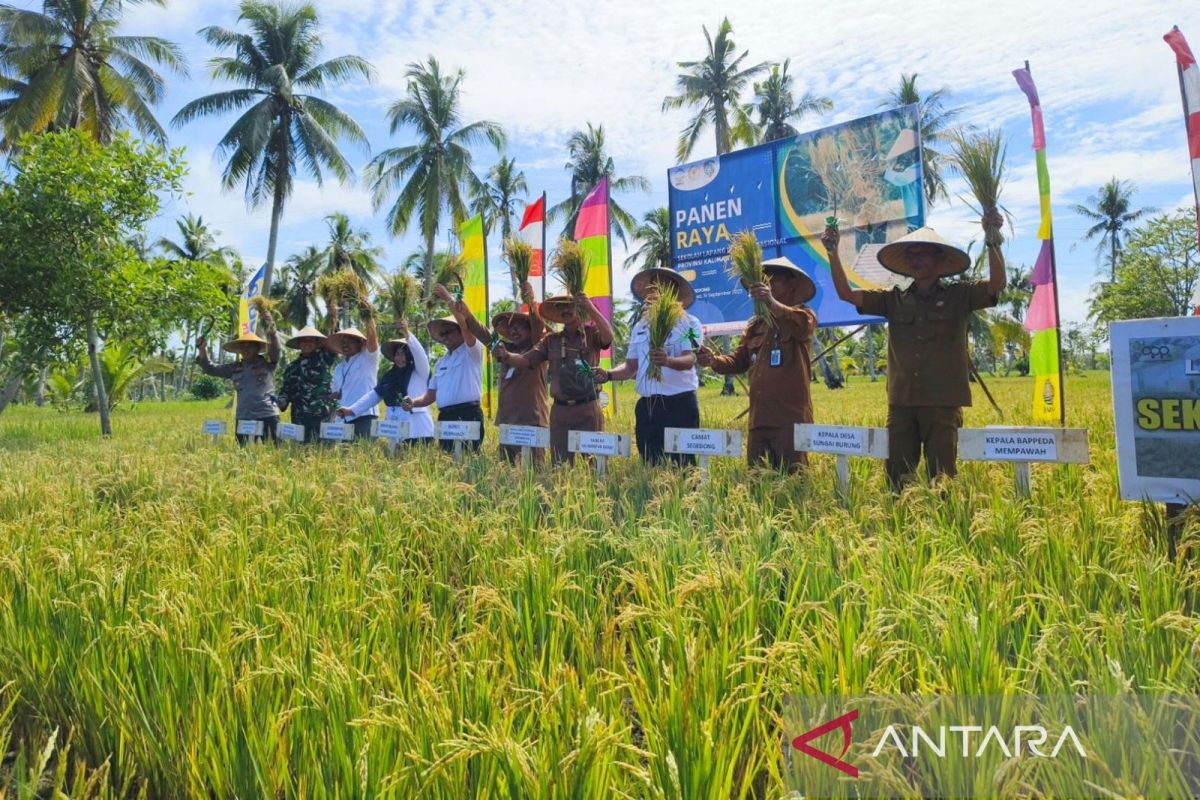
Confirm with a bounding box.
[573,178,616,413]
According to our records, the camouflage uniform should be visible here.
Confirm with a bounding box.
[277,351,338,442]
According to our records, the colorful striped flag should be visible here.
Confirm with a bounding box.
[519,193,546,307]
[459,214,492,415]
[574,178,616,414]
[1014,64,1065,425]
[1164,26,1200,313]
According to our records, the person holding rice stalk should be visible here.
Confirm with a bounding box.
[402,284,486,452]
[196,306,281,446]
[595,268,702,465]
[826,215,1005,488]
[495,240,614,464]
[697,232,819,472]
[457,255,549,465]
[336,318,435,444]
[328,303,381,440]
[277,316,342,443]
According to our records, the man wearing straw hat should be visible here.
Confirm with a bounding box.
[328,306,380,439]
[456,280,549,465]
[697,258,818,472]
[824,213,1005,489]
[277,323,340,443]
[595,268,702,465]
[401,284,485,452]
[195,307,281,445]
[495,291,614,464]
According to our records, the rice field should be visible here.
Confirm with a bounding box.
[1,372,1197,798]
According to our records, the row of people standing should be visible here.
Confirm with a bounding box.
[200,214,1005,488]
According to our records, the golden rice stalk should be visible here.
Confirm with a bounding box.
[383,272,420,328]
[550,239,587,296]
[644,282,685,381]
[726,230,774,327]
[503,237,534,288]
[950,128,1008,248]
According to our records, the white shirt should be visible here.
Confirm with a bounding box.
[332,346,381,421]
[627,314,701,397]
[429,339,484,408]
[345,336,434,438]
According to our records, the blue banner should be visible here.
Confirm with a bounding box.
[669,106,925,333]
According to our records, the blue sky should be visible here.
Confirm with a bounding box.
[26,0,1200,325]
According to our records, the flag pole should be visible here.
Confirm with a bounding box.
[541,191,548,302]
[483,215,493,419]
[605,183,617,415]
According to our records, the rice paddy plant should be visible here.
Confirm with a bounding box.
[503,238,535,289]
[0,372,1198,797]
[727,231,773,327]
[550,239,587,297]
[644,283,685,381]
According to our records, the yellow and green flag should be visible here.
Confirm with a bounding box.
[459,214,492,415]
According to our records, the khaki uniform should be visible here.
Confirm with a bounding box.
[495,321,550,465]
[708,306,816,471]
[524,324,611,464]
[857,280,997,487]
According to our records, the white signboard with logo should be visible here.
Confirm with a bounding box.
[1110,316,1200,502]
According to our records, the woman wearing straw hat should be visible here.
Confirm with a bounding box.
[824,213,1005,489]
[457,280,549,466]
[337,319,434,443]
[328,307,380,439]
[697,257,818,472]
[401,284,485,452]
[277,324,340,443]
[195,308,281,445]
[495,291,614,464]
[595,268,702,465]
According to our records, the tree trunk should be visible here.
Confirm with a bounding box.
[262,164,288,297]
[176,323,192,394]
[423,227,436,299]
[867,325,878,382]
[0,364,25,416]
[35,364,49,406]
[86,312,112,437]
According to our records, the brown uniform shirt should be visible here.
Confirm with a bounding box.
[857,280,997,408]
[496,324,550,427]
[525,324,611,403]
[709,306,816,430]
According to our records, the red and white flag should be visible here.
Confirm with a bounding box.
[1165,26,1200,314]
[518,194,546,308]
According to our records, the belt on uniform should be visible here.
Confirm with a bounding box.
[439,401,482,414]
[554,395,597,407]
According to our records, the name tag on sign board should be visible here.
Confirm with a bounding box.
[983,430,1058,462]
[278,422,306,442]
[499,424,550,448]
[794,425,889,458]
[236,419,264,436]
[437,421,481,441]
[202,420,227,436]
[664,428,742,456]
[373,420,410,441]
[569,431,631,457]
[320,421,355,442]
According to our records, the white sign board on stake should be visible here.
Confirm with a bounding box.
[794,424,888,499]
[500,424,550,469]
[202,420,227,440]
[959,426,1089,497]
[320,421,355,443]
[1109,316,1200,503]
[236,419,264,438]
[568,430,631,476]
[372,419,411,454]
[278,422,306,443]
[436,420,481,464]
[664,427,742,481]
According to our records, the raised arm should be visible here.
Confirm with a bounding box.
[822,226,864,308]
[406,330,430,378]
[433,284,479,347]
[194,337,237,378]
[983,209,1006,298]
[522,281,547,340]
[575,293,614,346]
[363,298,379,352]
[263,311,281,365]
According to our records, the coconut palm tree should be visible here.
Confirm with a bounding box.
[0,0,187,148]
[624,208,673,272]
[278,245,325,329]
[662,18,767,164]
[882,74,962,207]
[366,57,505,298]
[751,59,832,143]
[471,155,528,297]
[155,214,237,392]
[173,0,373,296]
[1002,264,1032,321]
[549,123,650,244]
[1072,178,1153,282]
[323,212,384,287]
